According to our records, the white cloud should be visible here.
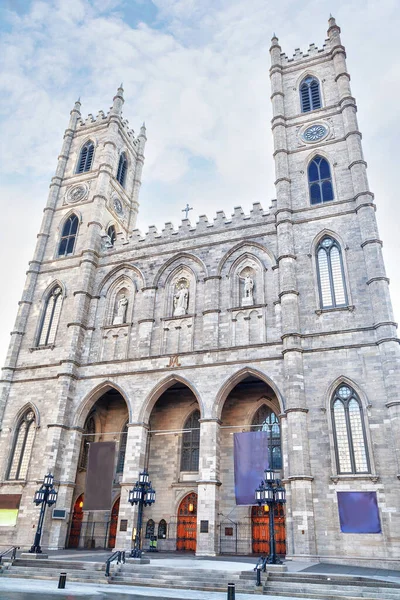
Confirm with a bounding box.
[0,0,400,365]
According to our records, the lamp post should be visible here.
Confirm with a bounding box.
[128,470,156,558]
[255,424,286,565]
[29,473,58,554]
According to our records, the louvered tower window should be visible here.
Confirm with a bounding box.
[252,405,282,470]
[331,385,369,474]
[180,410,200,472]
[58,214,79,257]
[317,236,347,309]
[37,285,63,346]
[107,225,116,247]
[116,153,128,187]
[300,76,322,112]
[7,410,36,480]
[77,142,94,173]
[308,156,334,205]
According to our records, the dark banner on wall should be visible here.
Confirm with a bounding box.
[234,431,269,505]
[337,491,381,534]
[83,442,116,511]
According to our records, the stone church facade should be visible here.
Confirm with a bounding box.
[1,17,400,567]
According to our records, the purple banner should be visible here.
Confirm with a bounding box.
[337,491,381,534]
[234,431,269,505]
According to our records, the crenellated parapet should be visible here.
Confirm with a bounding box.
[121,202,274,248]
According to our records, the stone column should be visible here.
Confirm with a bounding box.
[196,419,221,556]
[115,423,149,550]
[202,276,221,349]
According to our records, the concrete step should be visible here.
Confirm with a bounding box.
[110,578,258,593]
[0,573,107,584]
[267,573,400,589]
[11,558,105,571]
[263,583,400,600]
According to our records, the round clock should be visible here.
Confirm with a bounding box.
[113,197,123,215]
[302,124,328,143]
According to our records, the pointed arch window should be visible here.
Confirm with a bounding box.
[116,422,128,473]
[77,141,94,173]
[317,236,347,309]
[145,519,155,539]
[308,156,334,205]
[7,410,36,480]
[331,385,369,474]
[37,285,63,346]
[300,76,322,112]
[158,519,167,539]
[58,214,79,257]
[252,405,282,470]
[180,410,200,472]
[116,153,128,187]
[79,414,95,470]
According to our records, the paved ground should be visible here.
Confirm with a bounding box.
[0,577,314,600]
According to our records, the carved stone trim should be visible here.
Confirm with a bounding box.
[284,476,314,482]
[366,277,390,285]
[278,290,299,298]
[203,276,222,281]
[138,319,155,324]
[348,160,367,169]
[285,407,308,414]
[202,309,221,315]
[315,305,355,315]
[361,239,383,248]
[330,474,379,484]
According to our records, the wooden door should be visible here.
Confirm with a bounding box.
[67,494,84,548]
[108,497,120,549]
[177,492,197,552]
[251,504,286,555]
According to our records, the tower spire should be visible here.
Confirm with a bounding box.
[111,84,124,116]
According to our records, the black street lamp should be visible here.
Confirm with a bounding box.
[128,470,156,558]
[29,473,58,554]
[255,426,286,565]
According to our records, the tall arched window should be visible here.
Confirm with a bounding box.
[308,156,334,205]
[300,76,322,112]
[158,519,167,539]
[180,410,200,472]
[79,414,95,470]
[37,285,63,346]
[116,153,128,187]
[58,214,79,257]
[252,405,282,470]
[317,236,347,309]
[7,409,36,480]
[331,385,369,474]
[116,422,128,473]
[77,141,94,173]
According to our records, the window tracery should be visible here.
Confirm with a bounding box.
[316,236,347,309]
[58,214,79,257]
[252,405,282,470]
[300,76,322,112]
[37,285,63,346]
[7,409,36,480]
[181,410,200,472]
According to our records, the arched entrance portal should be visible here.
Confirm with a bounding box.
[251,505,286,555]
[67,494,84,548]
[108,497,120,549]
[177,492,197,552]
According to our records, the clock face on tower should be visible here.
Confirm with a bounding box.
[302,124,328,143]
[113,197,123,215]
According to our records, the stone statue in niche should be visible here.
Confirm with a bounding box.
[240,271,255,307]
[113,293,128,325]
[173,280,189,316]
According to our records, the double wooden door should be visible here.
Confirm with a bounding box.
[251,504,286,555]
[177,492,197,552]
[67,494,84,548]
[108,497,120,549]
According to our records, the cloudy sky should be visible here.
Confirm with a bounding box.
[0,0,399,365]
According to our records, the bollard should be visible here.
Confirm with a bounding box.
[58,572,67,589]
[256,567,261,586]
[227,582,235,600]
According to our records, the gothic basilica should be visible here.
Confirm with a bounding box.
[1,17,400,567]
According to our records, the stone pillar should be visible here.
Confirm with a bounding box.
[115,423,149,550]
[202,276,221,349]
[196,419,221,556]
[138,286,157,357]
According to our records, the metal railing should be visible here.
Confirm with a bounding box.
[0,546,19,565]
[105,550,125,577]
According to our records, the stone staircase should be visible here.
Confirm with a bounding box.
[110,563,260,593]
[263,571,400,599]
[2,557,400,599]
[0,557,108,584]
